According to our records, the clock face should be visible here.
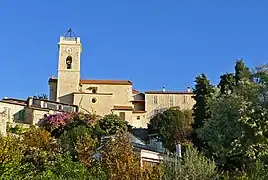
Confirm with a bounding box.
[66,48,73,53]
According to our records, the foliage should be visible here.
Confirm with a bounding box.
[97,114,131,136]
[6,123,27,135]
[245,160,268,180]
[39,154,95,180]
[141,163,163,180]
[218,73,235,94]
[38,112,95,138]
[75,134,98,168]
[59,125,94,156]
[0,135,24,177]
[192,73,215,150]
[197,93,245,170]
[199,63,268,171]
[20,127,59,176]
[148,108,193,151]
[162,146,218,180]
[101,133,141,180]
[235,59,253,85]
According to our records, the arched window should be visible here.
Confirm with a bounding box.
[66,56,72,69]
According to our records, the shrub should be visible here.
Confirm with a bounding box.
[162,146,218,180]
[101,133,140,180]
[97,114,131,136]
[0,135,24,178]
[38,112,95,138]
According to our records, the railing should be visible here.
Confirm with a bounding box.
[63,37,76,41]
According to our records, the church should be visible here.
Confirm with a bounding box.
[0,30,195,135]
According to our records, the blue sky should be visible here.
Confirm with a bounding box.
[1,0,268,99]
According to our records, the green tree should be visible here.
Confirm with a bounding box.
[148,108,193,151]
[235,59,252,85]
[59,125,97,162]
[20,127,60,176]
[218,73,235,94]
[199,65,268,171]
[97,114,131,137]
[192,73,215,149]
[197,92,245,170]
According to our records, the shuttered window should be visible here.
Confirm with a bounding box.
[19,110,25,121]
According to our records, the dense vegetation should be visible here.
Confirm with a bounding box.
[1,59,268,179]
[149,60,268,179]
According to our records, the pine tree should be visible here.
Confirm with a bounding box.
[235,59,252,85]
[192,73,215,149]
[218,73,235,94]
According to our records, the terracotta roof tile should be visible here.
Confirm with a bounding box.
[132,89,140,94]
[48,78,132,85]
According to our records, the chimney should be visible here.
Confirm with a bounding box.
[187,87,191,93]
[28,96,33,106]
[162,86,166,92]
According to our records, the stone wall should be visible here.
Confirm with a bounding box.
[0,109,7,136]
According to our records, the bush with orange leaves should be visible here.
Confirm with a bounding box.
[100,133,141,180]
[75,135,98,169]
[100,133,162,180]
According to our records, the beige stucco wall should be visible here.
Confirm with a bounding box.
[145,93,195,124]
[73,93,113,116]
[0,102,26,124]
[131,113,147,128]
[32,108,62,125]
[32,109,48,125]
[80,84,133,106]
[113,110,133,125]
[74,84,133,116]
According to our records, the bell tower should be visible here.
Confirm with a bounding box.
[56,29,82,103]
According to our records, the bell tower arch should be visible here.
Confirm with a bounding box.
[56,29,82,103]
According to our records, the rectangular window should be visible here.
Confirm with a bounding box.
[119,112,126,121]
[137,116,140,120]
[169,96,174,106]
[153,96,158,104]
